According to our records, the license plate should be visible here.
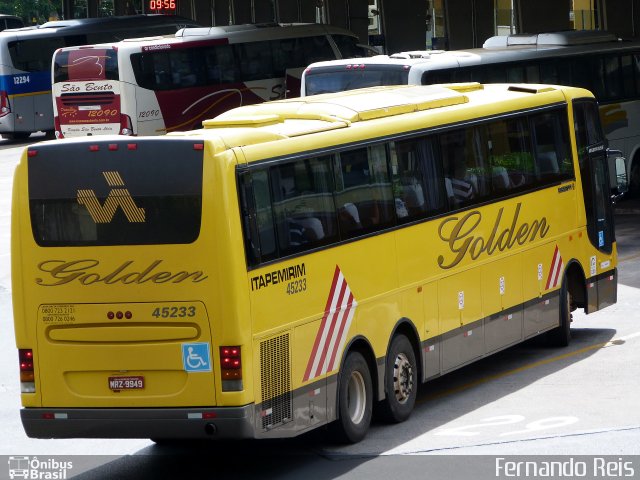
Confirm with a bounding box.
[108,375,144,391]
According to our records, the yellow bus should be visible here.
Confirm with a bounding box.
[12,82,625,443]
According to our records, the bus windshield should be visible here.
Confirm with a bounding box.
[304,65,410,96]
[53,48,119,82]
[28,138,202,246]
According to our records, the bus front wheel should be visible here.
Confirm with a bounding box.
[379,334,417,423]
[330,350,372,444]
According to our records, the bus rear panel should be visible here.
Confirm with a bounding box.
[15,137,256,439]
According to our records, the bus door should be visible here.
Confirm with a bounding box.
[574,100,617,311]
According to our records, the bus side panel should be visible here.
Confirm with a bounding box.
[33,91,54,133]
[421,281,441,380]
[522,245,561,339]
[132,86,165,136]
[438,269,484,373]
[7,94,34,133]
[482,254,524,354]
[249,234,398,436]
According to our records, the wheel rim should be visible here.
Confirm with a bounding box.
[392,352,414,404]
[347,370,367,424]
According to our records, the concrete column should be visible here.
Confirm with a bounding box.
[514,0,571,33]
[193,0,213,25]
[347,0,369,44]
[253,0,275,22]
[600,0,640,37]
[277,0,300,22]
[213,0,231,25]
[445,0,494,49]
[380,0,426,53]
[327,0,349,29]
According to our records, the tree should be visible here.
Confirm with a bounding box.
[0,0,62,25]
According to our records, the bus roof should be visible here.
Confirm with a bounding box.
[58,22,359,51]
[184,83,584,157]
[175,22,356,38]
[304,30,640,79]
[0,15,198,40]
[482,30,619,48]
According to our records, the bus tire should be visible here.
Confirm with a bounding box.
[547,278,572,347]
[379,334,417,423]
[330,350,372,444]
[3,132,30,141]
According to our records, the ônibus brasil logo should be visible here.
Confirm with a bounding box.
[7,456,73,479]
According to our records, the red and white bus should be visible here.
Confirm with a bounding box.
[52,23,367,138]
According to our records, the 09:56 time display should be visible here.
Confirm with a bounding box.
[149,0,176,10]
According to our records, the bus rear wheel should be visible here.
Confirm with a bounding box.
[330,350,372,444]
[379,334,417,423]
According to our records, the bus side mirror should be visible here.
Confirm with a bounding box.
[607,149,627,203]
[615,156,628,194]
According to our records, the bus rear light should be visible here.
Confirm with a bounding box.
[220,346,242,391]
[108,143,118,151]
[89,145,100,152]
[120,114,133,135]
[27,150,37,157]
[127,143,137,150]
[0,90,10,117]
[19,349,35,393]
[193,143,204,150]
[41,412,68,420]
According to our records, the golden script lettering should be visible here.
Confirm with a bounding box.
[36,259,208,286]
[437,203,550,269]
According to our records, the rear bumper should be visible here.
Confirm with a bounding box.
[21,405,256,439]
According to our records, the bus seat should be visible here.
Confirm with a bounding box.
[338,202,362,234]
[538,152,559,175]
[492,166,510,190]
[402,183,425,209]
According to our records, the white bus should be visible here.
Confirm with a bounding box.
[301,30,640,195]
[0,15,199,140]
[52,23,367,138]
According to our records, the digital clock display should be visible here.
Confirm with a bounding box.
[148,0,176,12]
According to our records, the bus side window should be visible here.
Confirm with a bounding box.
[334,145,394,238]
[204,44,240,84]
[239,41,273,81]
[270,156,337,255]
[251,169,277,262]
[298,35,335,65]
[331,34,362,59]
[531,110,573,184]
[391,137,445,222]
[485,117,534,195]
[440,128,489,208]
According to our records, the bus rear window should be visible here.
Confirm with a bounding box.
[304,66,409,96]
[54,48,119,83]
[28,139,202,246]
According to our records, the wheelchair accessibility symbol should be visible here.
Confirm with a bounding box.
[182,343,211,372]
